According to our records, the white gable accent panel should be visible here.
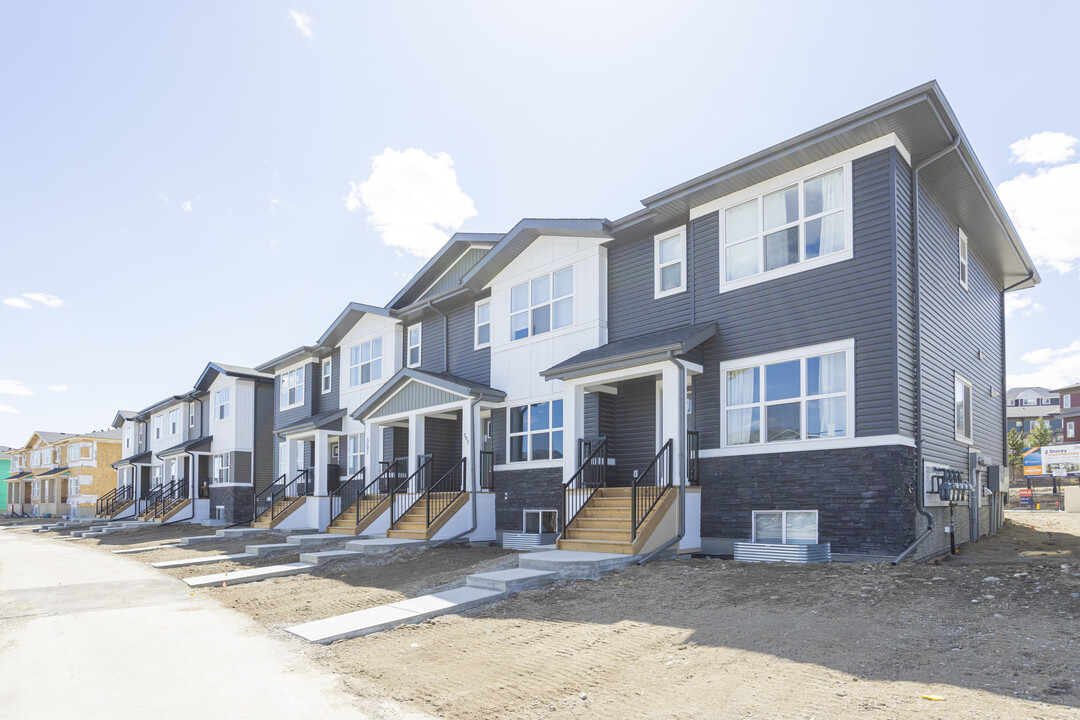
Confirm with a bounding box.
[369,382,465,419]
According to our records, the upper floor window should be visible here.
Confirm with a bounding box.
[152,416,163,440]
[407,325,422,368]
[1065,395,1073,409]
[189,404,196,427]
[322,359,332,394]
[349,338,382,386]
[654,227,686,298]
[123,428,133,451]
[1022,397,1036,406]
[955,374,973,444]
[138,426,144,446]
[213,388,230,420]
[958,229,969,290]
[475,301,491,348]
[511,267,573,341]
[280,368,305,410]
[722,341,853,447]
[722,166,849,290]
[168,408,181,435]
[508,399,564,462]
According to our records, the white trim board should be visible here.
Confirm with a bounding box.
[699,434,916,458]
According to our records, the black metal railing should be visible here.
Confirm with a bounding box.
[329,467,365,524]
[389,456,433,528]
[687,430,700,486]
[96,486,120,517]
[139,483,166,517]
[148,479,189,520]
[254,473,287,521]
[326,463,343,494]
[264,468,314,523]
[631,439,673,541]
[426,457,466,528]
[479,450,494,491]
[97,484,134,518]
[561,436,608,535]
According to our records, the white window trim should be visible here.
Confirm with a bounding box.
[506,397,565,464]
[212,453,231,485]
[407,324,422,368]
[322,358,333,394]
[280,368,306,411]
[152,416,163,440]
[349,338,384,387]
[213,388,231,420]
[751,509,819,544]
[954,373,974,445]
[958,228,969,291]
[1067,421,1075,438]
[189,404,196,428]
[654,226,687,299]
[1064,395,1072,409]
[719,339,856,452]
[168,408,181,436]
[474,300,492,350]
[522,508,559,534]
[717,162,854,294]
[509,267,574,342]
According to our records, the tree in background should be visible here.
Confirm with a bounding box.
[1007,428,1026,479]
[1026,418,1054,450]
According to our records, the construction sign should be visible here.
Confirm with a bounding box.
[1023,444,1080,477]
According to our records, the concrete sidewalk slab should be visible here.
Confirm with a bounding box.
[286,533,342,547]
[184,563,313,587]
[150,553,255,568]
[298,550,361,566]
[344,537,425,555]
[245,542,295,556]
[112,543,185,554]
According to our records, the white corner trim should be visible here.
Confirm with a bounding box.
[700,434,916,458]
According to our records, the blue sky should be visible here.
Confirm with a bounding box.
[2,0,1078,444]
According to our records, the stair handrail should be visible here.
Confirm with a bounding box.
[631,438,674,541]
[103,484,134,518]
[329,467,365,524]
[97,486,119,517]
[150,480,176,519]
[425,457,467,529]
[389,456,433,528]
[253,473,287,522]
[140,482,166,518]
[561,436,608,536]
[271,468,313,522]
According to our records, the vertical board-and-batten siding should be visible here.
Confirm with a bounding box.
[370,383,463,418]
[606,148,901,450]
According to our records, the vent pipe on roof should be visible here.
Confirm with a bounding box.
[894,135,960,565]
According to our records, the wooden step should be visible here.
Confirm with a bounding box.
[556,537,635,554]
[572,517,631,531]
[590,497,632,509]
[579,507,631,519]
[595,487,632,497]
[565,527,632,542]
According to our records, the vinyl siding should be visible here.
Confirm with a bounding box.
[446,302,491,385]
[421,247,488,300]
[315,349,341,416]
[370,383,463,419]
[253,382,274,493]
[273,362,315,432]
[895,153,917,438]
[423,415,462,480]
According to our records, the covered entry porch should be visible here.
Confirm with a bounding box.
[347,368,503,541]
[541,323,713,554]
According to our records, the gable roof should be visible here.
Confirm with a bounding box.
[542,322,717,381]
[194,361,273,391]
[112,410,138,428]
[136,393,198,420]
[387,233,501,310]
[315,302,396,350]
[352,368,506,421]
[612,81,1038,291]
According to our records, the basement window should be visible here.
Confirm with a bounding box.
[523,509,558,534]
[752,510,818,544]
[213,505,225,521]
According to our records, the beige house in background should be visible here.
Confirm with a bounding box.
[7,429,122,518]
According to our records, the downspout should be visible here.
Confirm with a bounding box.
[640,351,686,564]
[431,394,483,547]
[893,135,961,565]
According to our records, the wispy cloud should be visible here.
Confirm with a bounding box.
[1010,131,1078,165]
[1008,339,1080,389]
[47,385,68,392]
[181,201,192,212]
[290,10,314,38]
[0,404,18,414]
[2,293,64,310]
[346,148,477,257]
[0,380,34,396]
[1004,293,1044,319]
[158,192,174,206]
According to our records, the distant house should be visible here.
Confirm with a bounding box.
[1006,387,1062,443]
[4,431,121,518]
[1053,383,1080,444]
[0,445,11,514]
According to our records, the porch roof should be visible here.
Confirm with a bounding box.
[276,408,347,436]
[39,466,70,477]
[112,450,153,469]
[541,322,717,381]
[6,471,32,481]
[158,436,214,458]
[352,368,505,421]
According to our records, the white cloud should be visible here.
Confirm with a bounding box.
[1004,293,1044,319]
[346,148,477,257]
[290,10,313,38]
[1008,339,1080,389]
[0,404,17,414]
[181,201,192,212]
[0,380,34,396]
[20,293,64,308]
[158,192,174,206]
[1010,131,1078,165]
[998,160,1080,275]
[47,385,68,392]
[2,297,32,309]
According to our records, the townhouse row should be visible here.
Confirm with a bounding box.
[5,430,122,518]
[12,82,1039,561]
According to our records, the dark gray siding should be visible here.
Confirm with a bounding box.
[405,318,446,374]
[446,303,491,385]
[895,154,916,438]
[607,148,902,450]
[233,450,252,487]
[273,362,316,432]
[380,426,410,465]
[914,179,1006,472]
[424,415,462,480]
[200,400,210,441]
[253,383,274,493]
[610,377,656,483]
[490,408,506,465]
[493,466,562,533]
[314,349,341,416]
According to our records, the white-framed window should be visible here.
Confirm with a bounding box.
[407,324,422,367]
[322,358,332,394]
[475,300,491,349]
[280,368,305,410]
[523,509,558,534]
[1065,395,1073,409]
[68,477,80,498]
[189,404,196,428]
[958,229,969,290]
[510,267,573,341]
[138,425,144,447]
[293,440,306,472]
[213,454,230,484]
[721,164,851,291]
[347,433,364,475]
[752,509,819,545]
[721,340,854,447]
[955,374,973,444]
[1022,397,1036,406]
[213,505,225,521]
[1067,421,1076,438]
[654,226,687,298]
[123,427,133,452]
[152,416,163,440]
[213,388,230,420]
[508,399,564,462]
[168,459,178,483]
[349,338,383,386]
[151,465,162,486]
[168,408,181,435]
[31,481,40,500]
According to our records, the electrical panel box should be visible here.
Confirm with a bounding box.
[988,465,1009,494]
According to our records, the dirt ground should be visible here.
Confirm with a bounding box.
[94,513,1080,719]
[60,523,222,550]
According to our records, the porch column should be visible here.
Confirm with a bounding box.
[408,414,425,489]
[364,421,378,481]
[562,382,586,483]
[313,430,328,495]
[661,360,687,485]
[282,438,291,482]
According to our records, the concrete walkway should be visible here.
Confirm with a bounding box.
[0,530,432,720]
